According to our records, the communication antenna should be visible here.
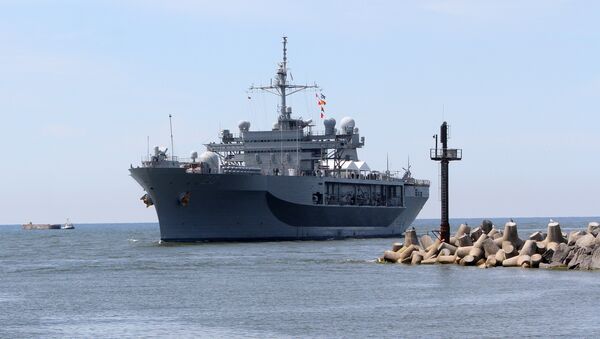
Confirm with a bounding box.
[386,153,389,176]
[147,136,150,159]
[169,114,175,161]
[248,36,319,122]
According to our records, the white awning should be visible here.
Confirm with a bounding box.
[341,161,359,171]
[354,161,370,172]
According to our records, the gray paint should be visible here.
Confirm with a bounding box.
[130,168,428,241]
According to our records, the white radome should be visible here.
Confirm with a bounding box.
[340,117,355,134]
[199,151,219,170]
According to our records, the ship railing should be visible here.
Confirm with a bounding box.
[405,179,431,186]
[430,148,462,161]
[309,169,404,182]
[142,155,180,162]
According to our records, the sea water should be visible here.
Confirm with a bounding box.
[1,217,599,338]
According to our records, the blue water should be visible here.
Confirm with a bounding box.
[1,217,599,338]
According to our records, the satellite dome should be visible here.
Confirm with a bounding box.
[199,151,219,171]
[324,118,336,128]
[238,120,251,132]
[340,117,355,134]
[324,118,336,135]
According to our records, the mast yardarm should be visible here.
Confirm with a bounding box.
[249,36,318,123]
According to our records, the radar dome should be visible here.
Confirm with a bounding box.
[324,118,336,135]
[238,120,251,132]
[199,151,219,171]
[190,151,198,161]
[340,117,355,134]
[324,118,336,128]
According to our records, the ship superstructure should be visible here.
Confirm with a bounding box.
[130,37,430,241]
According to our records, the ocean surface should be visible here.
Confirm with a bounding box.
[1,217,599,338]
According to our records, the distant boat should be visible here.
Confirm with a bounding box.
[61,219,75,230]
[22,222,61,230]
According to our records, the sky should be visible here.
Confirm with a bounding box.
[0,0,599,224]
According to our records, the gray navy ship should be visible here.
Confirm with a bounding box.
[130,37,430,242]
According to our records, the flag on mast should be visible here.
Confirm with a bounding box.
[316,92,327,118]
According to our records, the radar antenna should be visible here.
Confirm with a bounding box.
[402,156,412,180]
[249,36,319,121]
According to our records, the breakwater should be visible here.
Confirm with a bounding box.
[379,220,600,270]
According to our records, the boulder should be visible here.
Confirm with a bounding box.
[541,248,554,263]
[551,243,570,264]
[591,247,600,270]
[568,230,586,246]
[568,247,592,270]
[575,234,596,249]
[587,222,600,236]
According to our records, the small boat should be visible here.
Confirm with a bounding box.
[62,219,75,230]
[22,222,61,230]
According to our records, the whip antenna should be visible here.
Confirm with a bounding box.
[169,114,175,161]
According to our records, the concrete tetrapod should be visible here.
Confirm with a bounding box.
[462,234,488,266]
[495,221,524,253]
[543,220,567,251]
[450,223,470,246]
[380,219,600,270]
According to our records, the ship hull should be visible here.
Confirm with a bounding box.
[130,167,429,241]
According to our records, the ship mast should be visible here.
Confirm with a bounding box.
[249,36,318,123]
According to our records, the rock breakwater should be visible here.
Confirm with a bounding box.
[379,220,600,270]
